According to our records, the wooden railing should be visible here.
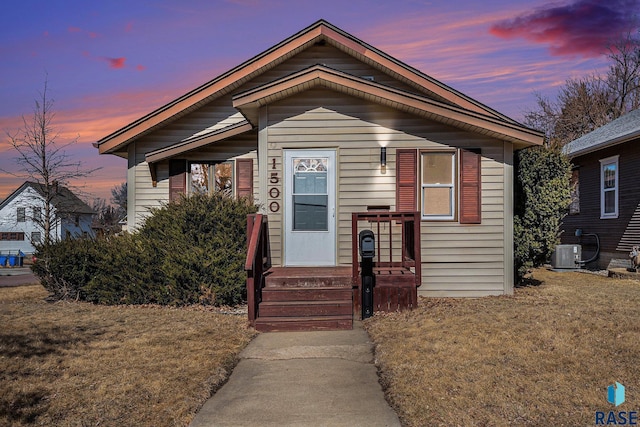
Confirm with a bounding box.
[351,211,421,288]
[245,214,270,326]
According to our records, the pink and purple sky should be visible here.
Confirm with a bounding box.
[1,0,638,203]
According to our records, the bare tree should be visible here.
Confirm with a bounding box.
[606,29,640,117]
[92,197,121,235]
[110,182,127,218]
[524,29,640,149]
[3,78,99,247]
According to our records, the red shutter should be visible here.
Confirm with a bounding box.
[460,149,481,224]
[169,159,186,202]
[396,149,417,212]
[236,158,253,200]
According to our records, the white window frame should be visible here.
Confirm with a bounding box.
[600,155,619,219]
[420,151,456,221]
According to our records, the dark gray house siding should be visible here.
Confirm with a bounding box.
[561,109,640,269]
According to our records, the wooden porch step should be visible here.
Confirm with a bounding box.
[265,266,352,288]
[255,266,354,332]
[262,286,353,302]
[260,300,352,317]
[255,315,353,332]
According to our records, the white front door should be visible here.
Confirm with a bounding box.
[284,150,336,266]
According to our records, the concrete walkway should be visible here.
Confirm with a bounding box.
[190,322,401,427]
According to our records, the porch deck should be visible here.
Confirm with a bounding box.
[245,212,421,332]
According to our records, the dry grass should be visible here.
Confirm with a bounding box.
[365,269,640,426]
[0,284,256,426]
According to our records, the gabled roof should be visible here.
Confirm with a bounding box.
[0,181,94,215]
[97,19,539,156]
[564,109,640,158]
[233,64,542,147]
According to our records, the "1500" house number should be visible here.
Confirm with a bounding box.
[269,158,280,212]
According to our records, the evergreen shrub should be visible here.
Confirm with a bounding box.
[33,192,257,306]
[514,146,571,282]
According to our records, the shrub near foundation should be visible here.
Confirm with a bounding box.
[32,238,101,300]
[83,233,164,305]
[34,193,257,306]
[136,193,257,305]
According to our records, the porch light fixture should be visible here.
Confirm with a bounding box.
[380,147,387,167]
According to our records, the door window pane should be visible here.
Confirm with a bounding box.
[292,157,328,231]
[293,195,328,231]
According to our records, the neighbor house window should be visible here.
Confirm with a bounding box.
[569,169,580,215]
[33,207,42,222]
[0,232,25,241]
[31,232,41,244]
[17,207,25,222]
[189,162,234,196]
[600,156,618,219]
[421,151,456,220]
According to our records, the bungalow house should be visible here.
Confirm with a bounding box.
[0,181,95,256]
[96,20,543,330]
[561,108,640,270]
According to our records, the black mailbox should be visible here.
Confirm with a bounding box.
[359,230,375,319]
[359,230,375,259]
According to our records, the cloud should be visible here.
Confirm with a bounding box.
[105,57,126,69]
[356,8,609,120]
[490,0,640,57]
[68,26,100,39]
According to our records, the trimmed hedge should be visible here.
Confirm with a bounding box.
[33,193,257,306]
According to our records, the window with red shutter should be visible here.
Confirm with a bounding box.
[396,148,482,223]
[236,158,253,201]
[459,149,481,224]
[169,159,186,202]
[396,149,417,212]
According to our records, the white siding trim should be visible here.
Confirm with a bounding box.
[503,142,514,294]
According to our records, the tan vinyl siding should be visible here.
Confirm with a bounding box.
[265,89,509,296]
[248,44,425,97]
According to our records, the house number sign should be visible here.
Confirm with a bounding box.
[269,158,280,213]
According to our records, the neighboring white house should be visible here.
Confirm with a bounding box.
[0,181,95,255]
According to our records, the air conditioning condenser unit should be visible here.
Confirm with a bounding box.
[551,244,582,270]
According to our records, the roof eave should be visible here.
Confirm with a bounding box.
[567,131,640,158]
[97,20,525,155]
[145,121,253,163]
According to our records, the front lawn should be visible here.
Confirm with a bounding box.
[365,268,640,426]
[0,284,256,426]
